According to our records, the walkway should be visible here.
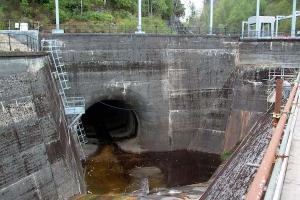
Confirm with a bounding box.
[281,102,300,199]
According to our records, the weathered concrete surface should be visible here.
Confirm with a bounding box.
[239,41,300,67]
[1,35,299,199]
[48,35,240,154]
[0,55,85,199]
[45,34,286,154]
[201,113,272,199]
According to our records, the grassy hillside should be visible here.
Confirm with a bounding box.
[0,0,185,32]
[199,0,300,33]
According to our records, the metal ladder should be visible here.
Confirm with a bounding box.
[41,39,87,160]
[74,120,88,144]
[42,40,70,101]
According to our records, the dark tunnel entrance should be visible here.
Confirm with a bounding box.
[81,100,221,197]
[81,100,138,145]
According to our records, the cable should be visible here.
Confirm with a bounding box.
[97,100,139,111]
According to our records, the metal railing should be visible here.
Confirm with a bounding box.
[0,33,39,52]
[0,95,33,112]
[241,30,300,39]
[264,80,300,199]
[65,97,85,108]
[0,18,39,30]
[41,24,242,36]
[245,72,300,200]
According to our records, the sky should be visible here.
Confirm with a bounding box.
[181,0,204,21]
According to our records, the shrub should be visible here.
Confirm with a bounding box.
[85,11,114,22]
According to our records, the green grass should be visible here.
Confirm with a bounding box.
[220,150,233,161]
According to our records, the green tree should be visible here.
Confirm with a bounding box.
[173,0,185,17]
[109,0,133,10]
[199,0,275,32]
[20,0,31,16]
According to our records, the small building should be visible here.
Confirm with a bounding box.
[243,16,276,38]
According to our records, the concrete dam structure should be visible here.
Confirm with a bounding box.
[50,35,268,154]
[1,34,300,199]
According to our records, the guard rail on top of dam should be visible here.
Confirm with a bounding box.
[246,72,300,200]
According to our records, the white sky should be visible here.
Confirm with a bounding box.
[181,0,204,21]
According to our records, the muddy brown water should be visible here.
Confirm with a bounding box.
[84,145,221,195]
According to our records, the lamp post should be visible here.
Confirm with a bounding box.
[52,0,64,34]
[209,0,214,35]
[256,0,260,38]
[81,0,83,15]
[135,0,145,34]
[291,0,297,37]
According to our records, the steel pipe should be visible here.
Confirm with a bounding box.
[273,79,283,126]
[209,0,214,35]
[291,0,297,37]
[245,75,299,200]
[256,0,261,38]
[264,81,300,200]
[273,105,298,199]
[55,0,60,30]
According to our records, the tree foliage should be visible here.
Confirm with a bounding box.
[199,0,300,32]
[1,0,184,24]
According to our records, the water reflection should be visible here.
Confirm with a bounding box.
[84,145,221,195]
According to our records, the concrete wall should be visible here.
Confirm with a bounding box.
[47,34,272,154]
[2,35,299,199]
[43,34,300,155]
[0,55,85,199]
[239,40,300,67]
[201,113,273,199]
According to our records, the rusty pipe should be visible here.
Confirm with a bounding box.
[245,80,299,200]
[273,79,283,126]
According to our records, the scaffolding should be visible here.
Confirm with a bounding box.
[41,39,87,160]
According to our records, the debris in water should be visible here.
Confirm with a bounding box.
[168,189,182,194]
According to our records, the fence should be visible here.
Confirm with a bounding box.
[41,23,242,36]
[241,29,300,39]
[0,19,39,31]
[0,32,39,52]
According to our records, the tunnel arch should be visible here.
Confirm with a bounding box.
[80,86,148,148]
[81,99,140,145]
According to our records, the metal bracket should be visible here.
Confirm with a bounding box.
[276,154,289,159]
[282,111,292,118]
[246,163,260,168]
[272,113,281,119]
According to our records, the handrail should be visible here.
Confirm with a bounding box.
[65,97,85,107]
[264,76,300,199]
[245,73,300,200]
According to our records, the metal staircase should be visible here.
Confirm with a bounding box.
[41,39,87,160]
